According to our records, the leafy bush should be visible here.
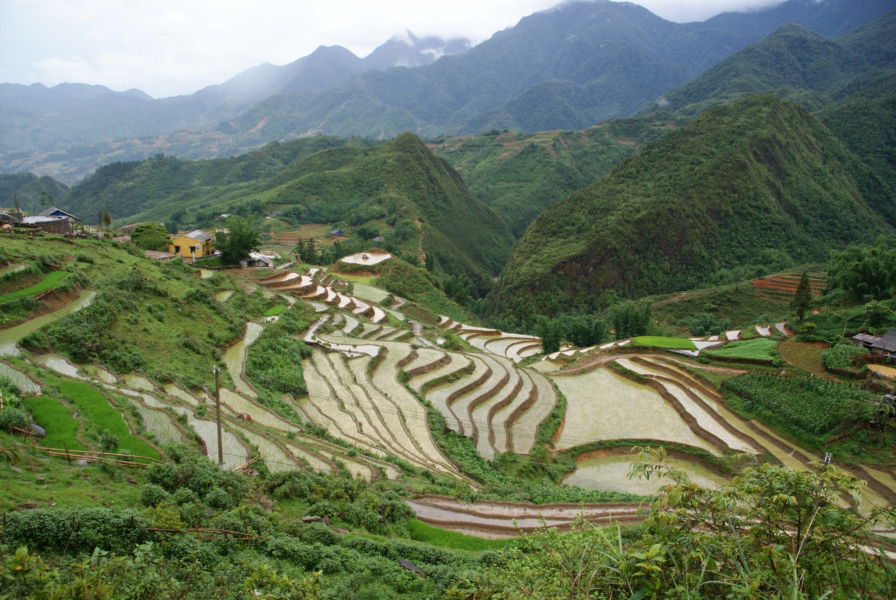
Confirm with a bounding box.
[140,483,171,507]
[3,507,149,553]
[0,407,29,432]
[822,342,869,371]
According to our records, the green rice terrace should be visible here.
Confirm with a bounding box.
[1,234,894,598]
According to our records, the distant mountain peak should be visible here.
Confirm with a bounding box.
[364,30,471,70]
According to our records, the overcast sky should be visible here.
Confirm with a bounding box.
[0,0,787,98]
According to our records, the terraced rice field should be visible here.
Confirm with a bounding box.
[752,271,825,300]
[302,342,465,479]
[552,366,716,452]
[407,495,645,538]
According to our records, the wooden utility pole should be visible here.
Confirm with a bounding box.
[213,366,223,466]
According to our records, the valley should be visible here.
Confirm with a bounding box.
[2,1,896,598]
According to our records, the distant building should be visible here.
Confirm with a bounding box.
[167,230,214,261]
[16,206,82,234]
[37,207,81,222]
[852,329,896,358]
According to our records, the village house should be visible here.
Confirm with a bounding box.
[852,329,896,359]
[18,206,82,234]
[167,230,214,261]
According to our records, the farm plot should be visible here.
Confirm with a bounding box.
[21,396,84,449]
[423,354,491,434]
[0,361,41,394]
[552,366,717,453]
[344,356,451,470]
[367,344,466,478]
[407,353,469,393]
[450,354,508,440]
[505,369,557,455]
[302,351,410,459]
[222,322,264,398]
[407,495,645,538]
[617,358,756,453]
[705,338,778,362]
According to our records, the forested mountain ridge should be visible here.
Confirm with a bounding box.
[487,95,894,324]
[3,0,893,183]
[65,133,513,293]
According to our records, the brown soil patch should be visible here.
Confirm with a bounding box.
[778,340,830,378]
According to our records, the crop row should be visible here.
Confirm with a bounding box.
[407,348,557,458]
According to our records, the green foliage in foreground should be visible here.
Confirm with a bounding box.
[723,373,874,438]
[457,460,896,600]
[705,338,779,361]
[631,336,696,350]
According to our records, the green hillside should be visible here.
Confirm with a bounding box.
[0,173,69,214]
[429,119,680,236]
[488,95,894,322]
[641,9,896,118]
[67,133,512,295]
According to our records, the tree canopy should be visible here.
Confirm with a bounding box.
[130,222,169,251]
[215,216,261,265]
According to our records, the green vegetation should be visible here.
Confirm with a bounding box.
[0,235,273,389]
[0,173,69,214]
[55,379,159,459]
[19,396,84,450]
[822,341,869,371]
[431,121,677,236]
[245,306,314,398]
[630,336,696,350]
[490,95,894,321]
[0,271,68,304]
[129,222,169,251]
[462,462,895,600]
[705,338,779,362]
[262,304,286,317]
[215,215,261,264]
[406,519,513,552]
[71,134,512,300]
[723,373,874,438]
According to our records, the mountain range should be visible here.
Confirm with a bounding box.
[486,95,895,324]
[2,0,894,183]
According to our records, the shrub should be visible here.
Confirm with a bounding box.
[822,342,869,371]
[3,507,149,553]
[140,483,171,507]
[0,407,30,432]
[75,253,94,263]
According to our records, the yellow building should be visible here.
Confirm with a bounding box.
[167,230,214,260]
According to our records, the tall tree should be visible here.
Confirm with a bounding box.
[131,222,170,251]
[215,216,261,265]
[792,271,813,321]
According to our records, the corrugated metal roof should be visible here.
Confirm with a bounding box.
[876,329,896,352]
[184,229,213,242]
